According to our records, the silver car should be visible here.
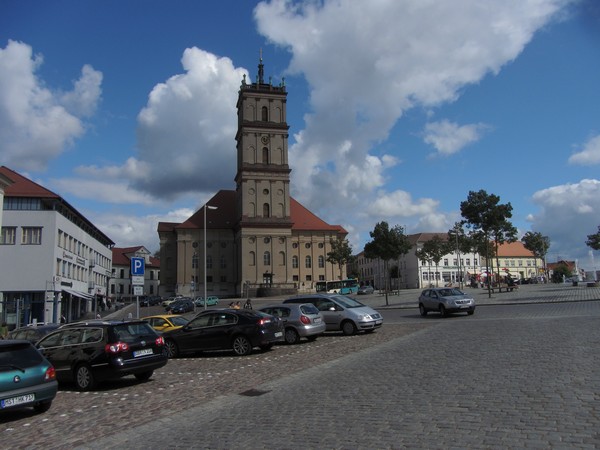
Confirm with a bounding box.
[418,288,475,317]
[258,303,326,344]
[283,294,383,335]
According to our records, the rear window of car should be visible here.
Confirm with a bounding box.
[0,342,44,368]
[112,323,156,342]
[300,304,319,315]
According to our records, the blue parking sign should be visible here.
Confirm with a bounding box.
[131,257,145,276]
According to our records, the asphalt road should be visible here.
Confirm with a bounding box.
[3,296,599,449]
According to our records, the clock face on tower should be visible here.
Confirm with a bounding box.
[261,135,270,144]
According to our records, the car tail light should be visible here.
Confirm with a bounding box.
[300,315,311,325]
[45,366,56,381]
[155,336,165,346]
[257,318,271,326]
[105,342,129,354]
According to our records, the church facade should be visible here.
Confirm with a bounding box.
[158,58,347,299]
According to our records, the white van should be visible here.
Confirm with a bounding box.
[283,294,383,335]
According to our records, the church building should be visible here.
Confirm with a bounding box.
[158,57,348,298]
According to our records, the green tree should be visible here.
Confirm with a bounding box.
[364,222,412,305]
[521,231,550,281]
[327,238,354,281]
[586,225,600,250]
[415,235,453,287]
[460,190,516,297]
[551,264,571,283]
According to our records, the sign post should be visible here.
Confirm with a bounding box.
[131,257,145,318]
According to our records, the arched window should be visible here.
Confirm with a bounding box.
[249,251,256,266]
[262,147,269,164]
[263,251,271,266]
[318,255,325,268]
[263,203,270,217]
[292,256,298,268]
[262,106,268,121]
[305,255,312,269]
[279,251,286,266]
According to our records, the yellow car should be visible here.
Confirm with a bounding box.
[142,314,190,333]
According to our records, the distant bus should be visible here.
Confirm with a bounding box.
[315,279,359,295]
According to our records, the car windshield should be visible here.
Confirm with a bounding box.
[170,316,189,326]
[439,288,465,297]
[0,342,43,370]
[330,295,366,309]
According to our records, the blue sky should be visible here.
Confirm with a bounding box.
[1,0,599,270]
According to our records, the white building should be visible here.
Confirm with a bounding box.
[0,166,114,327]
[110,246,160,304]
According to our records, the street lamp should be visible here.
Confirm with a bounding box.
[204,204,218,310]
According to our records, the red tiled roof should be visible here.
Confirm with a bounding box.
[159,190,346,234]
[1,166,60,198]
[496,241,534,257]
[112,246,159,268]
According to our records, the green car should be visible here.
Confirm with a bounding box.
[194,296,219,307]
[0,340,58,413]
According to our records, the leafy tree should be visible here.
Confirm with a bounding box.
[586,225,600,250]
[364,222,412,305]
[415,235,453,287]
[551,264,571,283]
[327,238,354,281]
[460,190,516,296]
[521,231,550,281]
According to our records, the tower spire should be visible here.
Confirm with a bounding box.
[258,48,264,84]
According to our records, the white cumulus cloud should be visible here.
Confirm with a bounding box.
[0,40,102,171]
[423,119,490,156]
[568,134,600,165]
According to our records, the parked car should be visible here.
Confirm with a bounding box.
[5,324,61,343]
[418,287,475,317]
[163,309,284,358]
[258,303,325,344]
[165,298,192,312]
[142,315,190,334]
[169,299,195,314]
[140,296,162,307]
[0,340,58,413]
[283,294,383,335]
[194,296,220,307]
[36,320,167,391]
[357,285,375,295]
[162,296,182,307]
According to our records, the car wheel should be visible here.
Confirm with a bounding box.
[232,335,252,356]
[419,304,427,317]
[74,364,96,391]
[341,320,357,336]
[439,304,448,318]
[284,327,300,344]
[33,400,52,413]
[134,370,154,381]
[164,339,179,358]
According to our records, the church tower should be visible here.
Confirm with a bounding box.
[235,54,292,291]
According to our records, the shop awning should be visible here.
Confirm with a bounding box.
[62,288,94,300]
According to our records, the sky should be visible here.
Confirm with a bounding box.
[1,0,600,270]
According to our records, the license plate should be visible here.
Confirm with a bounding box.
[314,317,322,323]
[133,348,153,357]
[1,393,35,408]
[274,332,283,338]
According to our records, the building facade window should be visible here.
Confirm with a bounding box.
[220,255,227,269]
[279,251,286,265]
[263,203,270,217]
[21,227,42,245]
[207,255,213,269]
[262,106,268,121]
[292,255,298,268]
[249,251,256,266]
[0,227,16,245]
[263,251,271,266]
[305,256,312,269]
[318,255,324,268]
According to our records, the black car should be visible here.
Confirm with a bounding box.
[165,297,193,313]
[169,299,195,314]
[163,309,284,358]
[0,340,58,414]
[36,320,168,391]
[5,324,61,343]
[140,296,162,307]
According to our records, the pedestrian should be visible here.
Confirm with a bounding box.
[233,301,241,310]
[60,314,66,324]
[96,313,101,319]
[228,302,235,308]
[0,322,8,339]
[243,298,252,309]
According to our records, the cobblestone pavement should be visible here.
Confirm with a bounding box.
[82,300,600,450]
[3,284,599,449]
